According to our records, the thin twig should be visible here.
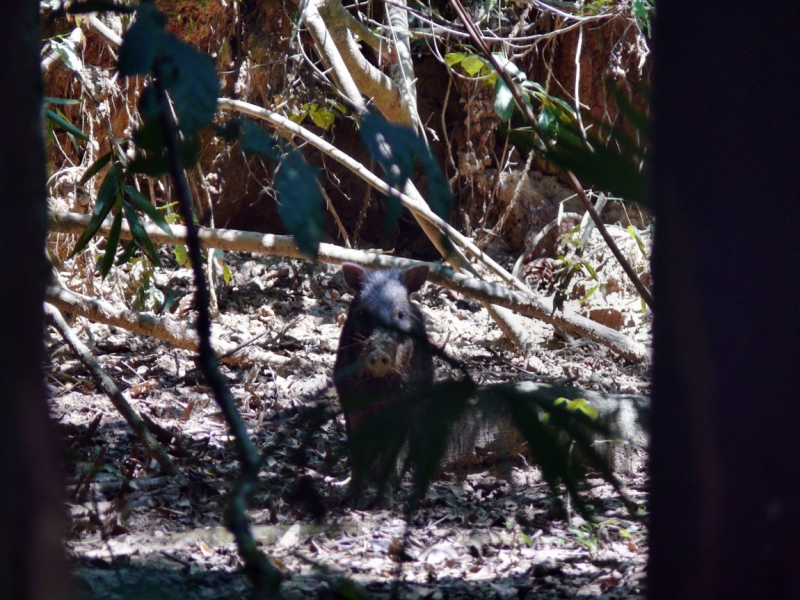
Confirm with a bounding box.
[152,64,282,596]
[217,97,533,296]
[44,304,178,476]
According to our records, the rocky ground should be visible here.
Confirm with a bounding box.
[49,222,651,599]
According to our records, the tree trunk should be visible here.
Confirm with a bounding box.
[0,2,68,597]
[649,4,800,599]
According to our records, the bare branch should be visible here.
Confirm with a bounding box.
[50,212,648,363]
[45,285,299,370]
[44,303,178,476]
[311,0,411,125]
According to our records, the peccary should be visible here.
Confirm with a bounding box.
[333,263,433,433]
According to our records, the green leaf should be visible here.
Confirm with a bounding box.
[548,95,578,119]
[360,110,418,190]
[123,201,161,266]
[359,111,419,235]
[546,132,649,206]
[137,86,162,122]
[130,113,199,174]
[161,290,176,314]
[214,119,243,143]
[71,164,124,256]
[116,239,138,265]
[173,244,190,267]
[79,151,112,186]
[627,225,648,257]
[126,185,174,236]
[157,35,220,138]
[177,135,201,169]
[580,284,599,304]
[213,250,233,283]
[494,78,515,123]
[309,104,335,130]
[492,53,523,80]
[359,109,452,244]
[128,152,169,176]
[118,5,165,77]
[609,83,650,137]
[461,55,486,77]
[99,210,123,279]
[240,120,278,158]
[415,145,454,231]
[112,138,130,167]
[444,52,465,67]
[566,398,599,421]
[521,80,547,95]
[44,108,88,141]
[50,39,83,72]
[132,116,164,153]
[538,105,559,138]
[287,111,307,125]
[44,96,81,106]
[274,150,324,259]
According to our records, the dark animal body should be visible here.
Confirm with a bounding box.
[333,263,433,433]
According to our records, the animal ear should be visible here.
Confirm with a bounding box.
[400,265,429,293]
[342,263,369,291]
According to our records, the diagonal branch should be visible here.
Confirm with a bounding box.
[448,0,653,309]
[309,0,411,125]
[49,212,649,363]
[44,303,178,476]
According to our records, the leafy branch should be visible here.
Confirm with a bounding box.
[114,5,282,596]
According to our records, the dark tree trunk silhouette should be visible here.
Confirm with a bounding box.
[0,1,68,597]
[649,4,800,599]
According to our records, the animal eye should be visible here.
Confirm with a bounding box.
[396,311,406,320]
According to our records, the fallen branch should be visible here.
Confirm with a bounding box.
[446,381,649,476]
[217,97,525,293]
[45,284,298,370]
[44,303,178,476]
[49,212,648,362]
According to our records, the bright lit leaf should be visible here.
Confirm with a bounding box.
[51,39,83,72]
[309,104,335,130]
[461,55,486,77]
[444,52,465,67]
[173,244,190,267]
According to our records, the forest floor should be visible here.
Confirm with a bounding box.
[49,223,651,600]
